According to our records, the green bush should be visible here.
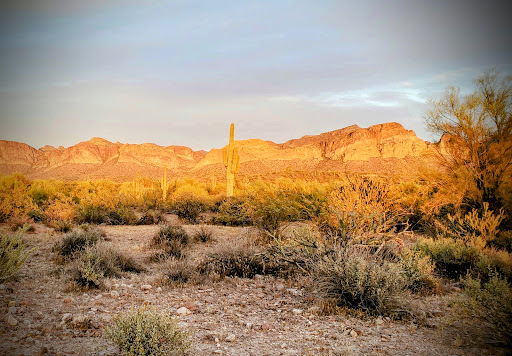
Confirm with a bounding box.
[75,205,107,224]
[414,238,481,278]
[398,249,439,294]
[107,206,138,225]
[54,226,104,260]
[313,247,407,315]
[152,225,189,258]
[169,196,208,224]
[452,273,512,346]
[0,229,36,281]
[212,197,251,226]
[70,243,143,288]
[106,306,190,356]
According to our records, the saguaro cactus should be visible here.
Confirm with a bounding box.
[223,123,240,197]
[161,165,169,201]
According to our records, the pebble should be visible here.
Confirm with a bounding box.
[183,302,197,311]
[292,308,303,315]
[176,307,192,316]
[276,284,285,291]
[61,313,72,324]
[141,284,153,291]
[7,314,18,326]
[245,322,253,329]
[110,290,120,298]
[8,300,16,307]
[156,287,162,293]
[350,330,358,338]
[8,306,16,314]
[225,334,236,342]
[376,316,384,325]
[281,343,287,348]
[0,284,5,290]
[63,298,73,303]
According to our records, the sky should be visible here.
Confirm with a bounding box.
[0,0,511,151]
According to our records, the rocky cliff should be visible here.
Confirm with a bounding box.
[0,122,440,180]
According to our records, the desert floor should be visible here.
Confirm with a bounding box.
[0,222,505,356]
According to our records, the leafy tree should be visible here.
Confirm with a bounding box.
[425,69,512,219]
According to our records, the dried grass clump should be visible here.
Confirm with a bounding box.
[193,226,214,243]
[106,306,190,356]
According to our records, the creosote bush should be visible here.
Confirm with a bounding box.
[54,226,105,261]
[450,273,512,346]
[0,228,36,281]
[313,247,407,315]
[106,306,190,356]
[152,225,189,258]
[193,226,214,243]
[70,243,143,288]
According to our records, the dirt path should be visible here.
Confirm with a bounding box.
[0,224,502,355]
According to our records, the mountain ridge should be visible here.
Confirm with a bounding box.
[0,122,441,181]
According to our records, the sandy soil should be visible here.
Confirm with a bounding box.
[0,223,506,356]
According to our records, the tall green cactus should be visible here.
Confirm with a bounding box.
[160,165,169,201]
[223,123,240,197]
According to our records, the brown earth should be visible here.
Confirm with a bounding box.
[0,222,503,356]
[0,122,442,181]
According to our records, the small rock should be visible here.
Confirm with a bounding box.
[376,316,384,325]
[12,336,18,342]
[110,290,120,298]
[8,300,16,307]
[0,284,5,290]
[245,322,253,329]
[7,315,18,326]
[70,314,91,330]
[156,287,162,293]
[176,307,192,316]
[214,337,220,343]
[8,306,16,314]
[141,284,152,291]
[63,298,73,304]
[281,343,287,348]
[183,302,197,311]
[292,308,303,315]
[61,313,72,324]
[286,288,302,296]
[261,323,274,331]
[225,334,236,342]
[276,284,285,291]
[350,330,358,338]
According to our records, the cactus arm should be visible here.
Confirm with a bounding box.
[223,147,228,167]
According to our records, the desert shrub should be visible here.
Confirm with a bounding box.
[451,273,512,346]
[27,209,45,223]
[54,220,75,233]
[0,229,36,281]
[70,243,143,288]
[414,238,481,278]
[248,194,300,239]
[168,195,208,224]
[321,176,408,245]
[198,237,296,278]
[193,226,214,243]
[398,249,439,294]
[106,306,190,356]
[313,247,407,315]
[75,205,107,224]
[152,225,189,258]
[212,197,251,226]
[137,209,162,225]
[106,206,138,225]
[489,230,512,252]
[8,217,35,232]
[441,202,504,249]
[54,226,104,260]
[164,258,200,284]
[414,237,512,281]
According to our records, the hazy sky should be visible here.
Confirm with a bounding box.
[1,0,511,150]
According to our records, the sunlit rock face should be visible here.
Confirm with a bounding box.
[0,122,442,180]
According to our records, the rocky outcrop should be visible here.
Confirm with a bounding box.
[0,122,441,180]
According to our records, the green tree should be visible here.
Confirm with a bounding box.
[425,69,512,217]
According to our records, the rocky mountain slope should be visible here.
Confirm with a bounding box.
[0,122,440,180]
